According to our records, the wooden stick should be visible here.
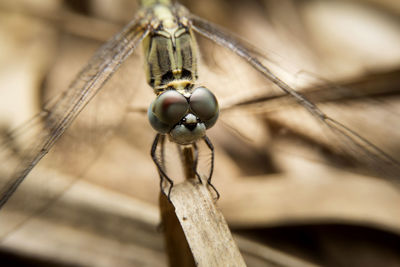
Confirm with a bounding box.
[160,146,246,267]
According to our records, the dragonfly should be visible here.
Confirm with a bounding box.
[0,0,399,212]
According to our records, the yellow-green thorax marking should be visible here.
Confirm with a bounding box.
[140,0,172,8]
[141,1,198,95]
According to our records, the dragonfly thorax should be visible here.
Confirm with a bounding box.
[142,5,198,90]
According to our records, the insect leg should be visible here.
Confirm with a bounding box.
[203,136,219,199]
[151,134,174,200]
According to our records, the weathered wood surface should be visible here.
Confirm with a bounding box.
[160,180,246,267]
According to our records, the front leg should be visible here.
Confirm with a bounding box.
[203,136,220,199]
[151,134,174,200]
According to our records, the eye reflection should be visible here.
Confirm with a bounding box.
[152,90,189,125]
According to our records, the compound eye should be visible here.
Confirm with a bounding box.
[152,90,189,125]
[190,87,218,121]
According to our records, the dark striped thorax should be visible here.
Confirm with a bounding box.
[141,2,198,96]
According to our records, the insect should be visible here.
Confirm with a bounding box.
[0,0,399,212]
[143,2,219,199]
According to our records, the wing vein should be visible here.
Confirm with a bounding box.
[0,18,150,209]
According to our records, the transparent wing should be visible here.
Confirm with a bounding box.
[189,13,400,182]
[0,17,149,209]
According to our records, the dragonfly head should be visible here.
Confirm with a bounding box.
[148,86,219,145]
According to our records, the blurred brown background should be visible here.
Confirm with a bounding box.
[0,0,400,266]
